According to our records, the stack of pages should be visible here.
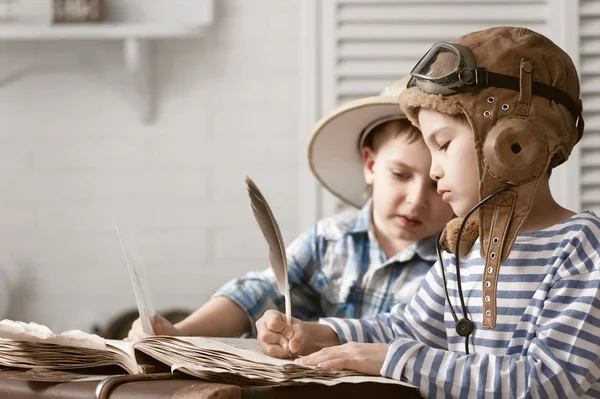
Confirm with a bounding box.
[0,320,410,387]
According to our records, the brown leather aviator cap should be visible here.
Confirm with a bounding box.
[399,26,584,328]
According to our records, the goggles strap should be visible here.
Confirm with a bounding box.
[484,70,580,120]
[516,58,533,116]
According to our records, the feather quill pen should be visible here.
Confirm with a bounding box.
[245,176,292,326]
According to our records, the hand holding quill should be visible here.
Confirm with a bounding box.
[245,177,292,326]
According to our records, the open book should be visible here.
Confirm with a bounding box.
[0,320,412,387]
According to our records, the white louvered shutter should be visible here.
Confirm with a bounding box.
[580,0,600,214]
[316,0,570,217]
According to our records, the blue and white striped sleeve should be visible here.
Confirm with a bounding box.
[320,261,448,348]
[382,269,600,398]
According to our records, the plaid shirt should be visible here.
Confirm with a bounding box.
[213,199,438,337]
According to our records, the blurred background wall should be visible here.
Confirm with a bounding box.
[0,0,301,332]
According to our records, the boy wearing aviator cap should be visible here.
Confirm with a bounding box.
[257,26,600,398]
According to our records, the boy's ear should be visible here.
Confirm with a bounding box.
[362,146,376,185]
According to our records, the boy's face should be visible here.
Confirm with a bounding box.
[362,127,454,244]
[418,108,480,217]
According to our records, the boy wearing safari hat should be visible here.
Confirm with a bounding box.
[256,27,600,397]
[128,79,453,340]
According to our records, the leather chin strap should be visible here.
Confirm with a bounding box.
[478,175,544,328]
[480,190,515,328]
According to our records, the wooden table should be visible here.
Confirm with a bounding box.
[0,370,423,398]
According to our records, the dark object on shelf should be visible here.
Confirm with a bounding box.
[53,0,104,23]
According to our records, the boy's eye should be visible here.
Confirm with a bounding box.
[439,142,450,151]
[391,171,408,179]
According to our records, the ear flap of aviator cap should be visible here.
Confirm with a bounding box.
[482,117,549,185]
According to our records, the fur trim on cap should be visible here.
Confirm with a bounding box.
[440,217,480,256]
[399,87,463,129]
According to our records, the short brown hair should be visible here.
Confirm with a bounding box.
[361,118,422,152]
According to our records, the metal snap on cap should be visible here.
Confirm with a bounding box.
[521,61,532,72]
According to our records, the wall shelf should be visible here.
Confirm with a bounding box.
[0,0,214,124]
[0,23,209,40]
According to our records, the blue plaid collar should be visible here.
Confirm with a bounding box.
[347,198,373,234]
[414,235,439,262]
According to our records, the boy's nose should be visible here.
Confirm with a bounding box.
[430,163,443,181]
[406,182,428,209]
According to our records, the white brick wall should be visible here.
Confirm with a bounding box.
[0,0,302,333]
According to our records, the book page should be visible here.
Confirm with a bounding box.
[106,339,145,374]
[136,336,293,367]
[113,218,156,335]
[134,336,416,388]
[0,321,141,375]
[175,337,293,366]
[173,363,413,386]
[0,320,106,351]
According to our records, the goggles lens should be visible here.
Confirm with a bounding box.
[411,43,462,84]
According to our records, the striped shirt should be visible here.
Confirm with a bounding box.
[214,199,438,337]
[322,211,600,398]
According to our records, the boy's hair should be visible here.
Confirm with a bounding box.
[363,118,422,198]
[362,118,421,152]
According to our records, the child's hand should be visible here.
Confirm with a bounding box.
[126,314,178,340]
[256,310,305,358]
[295,342,389,375]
